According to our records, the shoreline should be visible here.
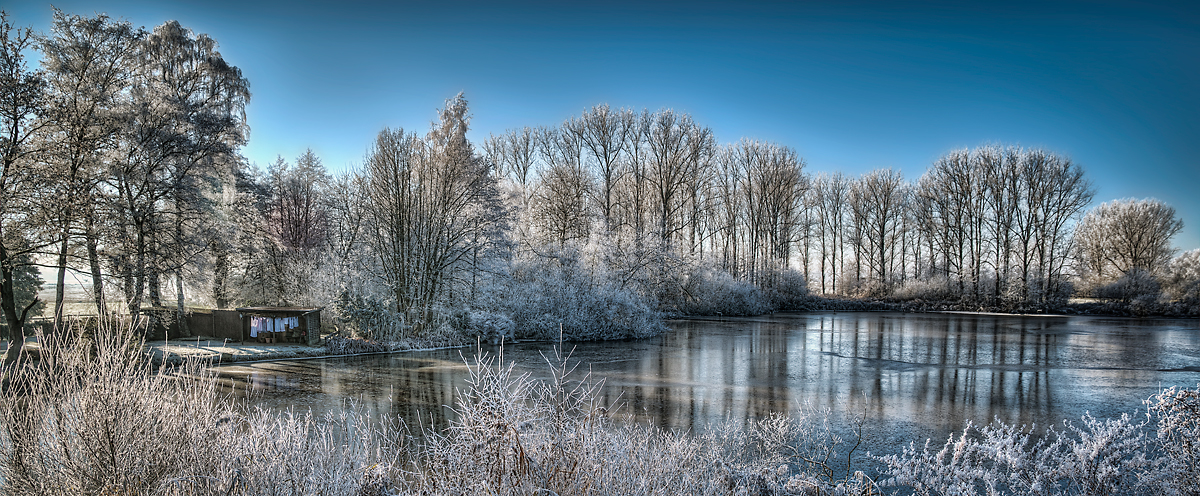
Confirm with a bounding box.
[147,305,1197,368]
[146,338,470,367]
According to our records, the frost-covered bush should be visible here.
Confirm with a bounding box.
[672,265,770,316]
[0,327,230,495]
[493,252,665,341]
[878,414,1157,496]
[1094,268,1162,304]
[891,276,956,302]
[1147,384,1200,493]
[331,287,411,340]
[0,324,408,495]
[877,384,1200,496]
[324,334,389,354]
[407,351,878,496]
[1161,249,1200,315]
[466,310,515,344]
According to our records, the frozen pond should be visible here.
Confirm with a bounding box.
[214,312,1200,457]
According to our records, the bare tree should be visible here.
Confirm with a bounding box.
[572,104,631,230]
[727,139,806,284]
[851,169,905,292]
[978,145,1022,303]
[1075,198,1183,280]
[486,126,538,198]
[0,13,51,364]
[361,94,500,330]
[40,10,140,324]
[534,125,590,246]
[614,109,651,238]
[812,172,849,295]
[1019,148,1092,305]
[266,150,328,252]
[646,110,713,246]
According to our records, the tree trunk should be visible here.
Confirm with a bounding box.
[213,246,229,309]
[175,269,188,337]
[86,220,106,319]
[1,244,38,367]
[54,236,68,328]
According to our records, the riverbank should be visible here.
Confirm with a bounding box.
[784,295,1199,318]
[146,300,1196,366]
[146,338,332,366]
[145,335,473,366]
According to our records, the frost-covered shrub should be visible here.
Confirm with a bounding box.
[0,326,245,495]
[408,351,878,496]
[466,310,515,344]
[878,414,1157,496]
[1094,268,1162,304]
[331,287,411,340]
[324,334,389,354]
[1148,384,1200,493]
[673,265,770,316]
[1162,249,1200,314]
[892,276,956,302]
[841,277,890,299]
[0,325,406,495]
[876,385,1200,496]
[493,253,665,341]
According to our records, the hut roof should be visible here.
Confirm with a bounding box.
[235,306,322,315]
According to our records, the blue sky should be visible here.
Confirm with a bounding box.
[7,0,1200,250]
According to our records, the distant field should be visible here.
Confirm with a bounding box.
[33,283,190,319]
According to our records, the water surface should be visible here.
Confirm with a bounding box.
[214,312,1200,456]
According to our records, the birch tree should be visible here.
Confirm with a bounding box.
[109,19,248,317]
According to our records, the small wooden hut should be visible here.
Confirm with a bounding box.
[236,307,322,346]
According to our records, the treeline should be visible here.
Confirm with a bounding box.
[484,115,1196,315]
[3,10,1197,356]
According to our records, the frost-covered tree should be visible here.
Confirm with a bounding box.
[0,12,50,363]
[266,150,328,252]
[1075,198,1184,280]
[1162,249,1200,312]
[40,10,140,324]
[850,169,905,293]
[646,110,714,245]
[534,125,591,246]
[107,19,248,319]
[361,94,502,331]
[812,172,849,295]
[572,104,631,230]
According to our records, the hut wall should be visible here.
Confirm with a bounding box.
[306,311,321,345]
[212,310,243,341]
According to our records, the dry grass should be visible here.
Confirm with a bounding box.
[0,325,876,495]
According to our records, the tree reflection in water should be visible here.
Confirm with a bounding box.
[214,312,1200,458]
